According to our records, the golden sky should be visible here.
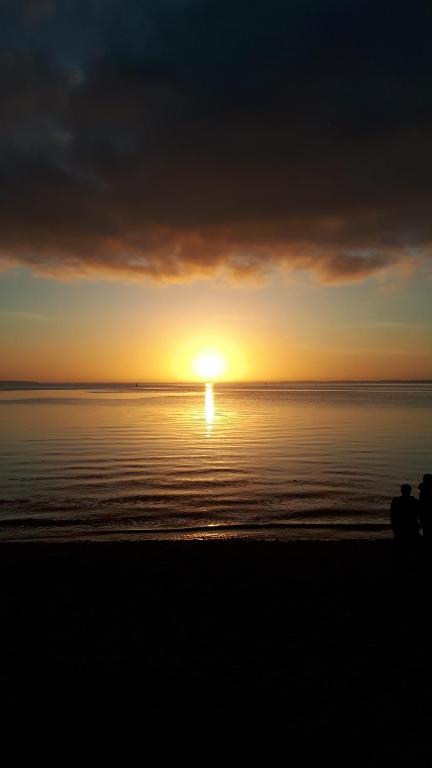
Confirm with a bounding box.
[1,267,431,382]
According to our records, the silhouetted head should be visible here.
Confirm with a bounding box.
[423,473,432,485]
[401,484,411,496]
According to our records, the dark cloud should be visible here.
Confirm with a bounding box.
[0,0,431,283]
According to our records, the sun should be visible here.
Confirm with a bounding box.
[172,336,244,381]
[193,351,227,381]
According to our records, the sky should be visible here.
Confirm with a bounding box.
[0,0,431,381]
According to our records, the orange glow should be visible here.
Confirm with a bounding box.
[2,278,431,383]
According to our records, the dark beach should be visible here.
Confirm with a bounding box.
[1,539,431,759]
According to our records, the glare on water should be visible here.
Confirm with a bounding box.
[204,382,214,430]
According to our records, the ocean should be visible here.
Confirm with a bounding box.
[1,381,431,541]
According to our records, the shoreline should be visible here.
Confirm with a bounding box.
[0,521,392,543]
[1,538,431,757]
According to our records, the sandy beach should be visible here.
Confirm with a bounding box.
[0,539,431,759]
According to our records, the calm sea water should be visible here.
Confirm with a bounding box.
[0,382,431,541]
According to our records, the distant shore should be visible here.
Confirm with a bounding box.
[2,378,432,388]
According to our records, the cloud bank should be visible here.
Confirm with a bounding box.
[0,0,431,284]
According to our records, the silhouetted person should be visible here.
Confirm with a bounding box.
[390,484,420,543]
[419,473,432,540]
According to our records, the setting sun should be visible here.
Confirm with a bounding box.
[171,336,246,382]
[193,351,227,381]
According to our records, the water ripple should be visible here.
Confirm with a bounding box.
[1,382,431,540]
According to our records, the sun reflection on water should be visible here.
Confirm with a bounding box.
[204,382,214,431]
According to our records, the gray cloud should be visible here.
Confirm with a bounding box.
[0,1,431,284]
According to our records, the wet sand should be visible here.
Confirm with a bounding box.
[0,539,431,759]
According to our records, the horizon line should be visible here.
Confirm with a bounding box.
[2,378,432,386]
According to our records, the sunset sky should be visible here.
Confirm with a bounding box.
[1,1,431,381]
